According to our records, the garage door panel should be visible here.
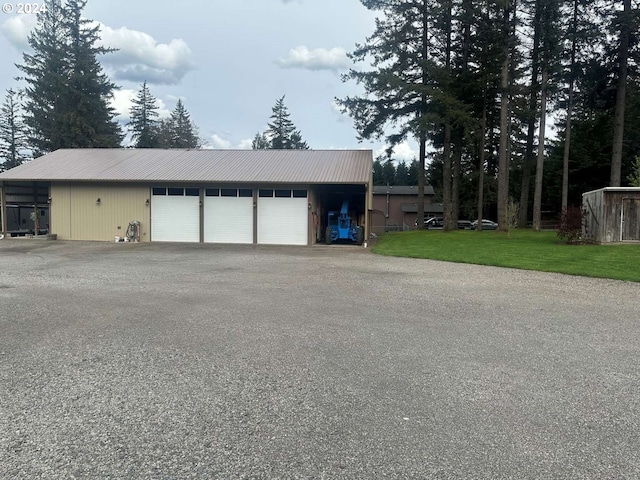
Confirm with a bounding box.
[151,195,200,243]
[258,196,307,245]
[204,197,253,244]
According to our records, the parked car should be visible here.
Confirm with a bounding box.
[470,219,498,230]
[416,217,473,230]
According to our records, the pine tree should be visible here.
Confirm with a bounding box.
[252,132,270,150]
[18,0,121,155]
[0,89,30,171]
[265,96,309,149]
[169,99,200,148]
[128,81,159,148]
[338,0,435,228]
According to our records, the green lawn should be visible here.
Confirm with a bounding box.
[372,229,640,282]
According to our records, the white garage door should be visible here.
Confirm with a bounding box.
[151,187,200,242]
[204,188,254,244]
[257,189,308,245]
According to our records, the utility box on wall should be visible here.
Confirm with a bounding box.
[582,187,640,243]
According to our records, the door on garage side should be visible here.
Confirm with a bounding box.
[151,187,200,242]
[204,188,254,244]
[257,189,308,245]
[622,198,640,241]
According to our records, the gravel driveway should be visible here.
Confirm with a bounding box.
[1,240,639,479]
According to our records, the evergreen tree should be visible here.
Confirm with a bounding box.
[339,1,435,228]
[395,161,410,186]
[251,132,270,150]
[0,89,30,171]
[264,96,309,149]
[381,159,397,186]
[128,81,159,148]
[18,0,121,156]
[372,158,385,185]
[161,99,199,148]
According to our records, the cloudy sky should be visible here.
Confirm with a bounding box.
[0,0,418,160]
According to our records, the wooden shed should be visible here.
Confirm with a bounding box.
[582,187,640,243]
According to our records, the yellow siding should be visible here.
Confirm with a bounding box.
[51,183,151,241]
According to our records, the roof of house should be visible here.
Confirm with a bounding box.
[401,203,444,214]
[0,149,373,184]
[373,185,435,196]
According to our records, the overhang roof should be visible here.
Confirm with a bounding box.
[0,149,373,184]
[373,185,435,195]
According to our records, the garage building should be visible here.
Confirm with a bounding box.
[0,149,373,246]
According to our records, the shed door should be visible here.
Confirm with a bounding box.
[257,189,308,245]
[204,188,254,244]
[622,198,640,241]
[151,187,200,242]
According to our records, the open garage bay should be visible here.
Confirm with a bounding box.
[1,241,639,479]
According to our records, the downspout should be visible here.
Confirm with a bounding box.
[0,182,7,239]
[386,183,390,219]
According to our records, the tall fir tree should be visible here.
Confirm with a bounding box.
[251,132,270,150]
[18,0,121,156]
[263,96,309,149]
[339,0,441,229]
[128,81,159,148]
[168,99,199,148]
[0,89,30,171]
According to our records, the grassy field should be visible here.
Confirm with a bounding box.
[372,229,640,282]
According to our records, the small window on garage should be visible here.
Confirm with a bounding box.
[168,188,184,196]
[205,188,219,197]
[275,189,292,198]
[152,187,166,196]
[293,190,307,198]
[221,188,238,197]
[259,189,274,197]
[185,188,199,197]
[239,189,253,198]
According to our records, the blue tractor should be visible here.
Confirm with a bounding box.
[325,200,364,245]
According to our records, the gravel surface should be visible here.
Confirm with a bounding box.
[1,240,639,479]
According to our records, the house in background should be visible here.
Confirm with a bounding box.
[371,185,441,233]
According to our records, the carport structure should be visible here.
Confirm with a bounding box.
[0,149,373,245]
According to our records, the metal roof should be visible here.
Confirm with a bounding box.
[0,149,373,184]
[373,185,435,195]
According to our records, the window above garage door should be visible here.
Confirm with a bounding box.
[153,187,199,196]
[206,188,253,197]
[258,189,307,198]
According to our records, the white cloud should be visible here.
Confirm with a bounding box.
[0,16,194,86]
[207,135,253,150]
[1,15,37,50]
[277,45,350,72]
[97,24,195,85]
[375,142,417,162]
[238,138,254,150]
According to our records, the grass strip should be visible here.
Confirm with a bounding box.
[372,229,640,282]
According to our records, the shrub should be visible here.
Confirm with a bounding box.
[556,206,585,244]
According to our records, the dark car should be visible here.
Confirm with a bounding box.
[416,217,472,230]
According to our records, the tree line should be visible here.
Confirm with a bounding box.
[339,0,639,230]
[0,0,201,172]
[0,0,312,171]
